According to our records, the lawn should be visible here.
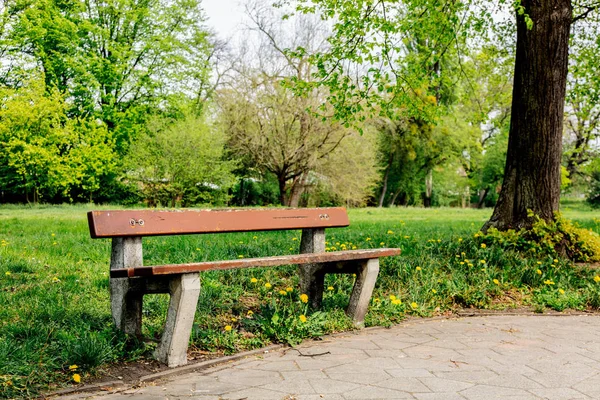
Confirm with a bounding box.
[1,203,599,397]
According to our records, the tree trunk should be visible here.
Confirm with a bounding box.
[483,0,572,231]
[423,168,433,208]
[278,174,287,206]
[378,154,394,207]
[477,188,489,209]
[288,173,306,207]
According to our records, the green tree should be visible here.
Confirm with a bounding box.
[284,0,598,230]
[0,78,116,202]
[126,115,236,207]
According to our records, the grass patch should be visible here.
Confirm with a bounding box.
[1,202,599,397]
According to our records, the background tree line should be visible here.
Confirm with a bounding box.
[0,0,599,210]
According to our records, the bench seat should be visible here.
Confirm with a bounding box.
[110,248,401,278]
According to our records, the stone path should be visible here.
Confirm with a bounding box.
[79,315,600,400]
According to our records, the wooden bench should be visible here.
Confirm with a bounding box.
[88,207,400,367]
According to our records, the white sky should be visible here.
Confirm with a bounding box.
[202,0,247,39]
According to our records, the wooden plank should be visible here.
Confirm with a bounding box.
[110,248,401,278]
[88,208,349,238]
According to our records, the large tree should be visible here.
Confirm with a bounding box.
[284,0,597,230]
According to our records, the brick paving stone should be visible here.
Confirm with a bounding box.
[77,315,600,400]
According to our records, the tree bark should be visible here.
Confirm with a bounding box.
[483,0,572,231]
[378,154,394,208]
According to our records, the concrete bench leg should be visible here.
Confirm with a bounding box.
[155,273,201,367]
[299,265,326,309]
[111,279,143,336]
[346,258,380,326]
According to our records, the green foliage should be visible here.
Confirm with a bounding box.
[126,115,237,207]
[483,213,600,262]
[0,78,116,202]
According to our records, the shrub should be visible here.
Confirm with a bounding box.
[483,212,600,262]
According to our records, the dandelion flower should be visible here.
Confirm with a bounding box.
[458,238,463,242]
[300,293,309,303]
[366,237,371,241]
[238,255,244,258]
[537,261,542,265]
[389,295,396,301]
[431,289,437,294]
[380,242,385,246]
[392,299,402,305]
[286,287,293,292]
[387,230,394,234]
[559,289,565,294]
[416,266,422,271]
[493,279,500,285]
[72,374,81,383]
[279,290,287,295]
[410,302,418,309]
[69,365,78,371]
[544,280,555,285]
[536,269,542,275]
[594,276,600,283]
[292,237,298,241]
[250,277,258,283]
[373,298,381,302]
[480,260,486,264]
[480,243,487,249]
[327,286,334,291]
[247,310,254,316]
[52,277,60,283]
[265,282,272,289]
[5,271,10,276]
[253,236,258,240]
[299,315,307,323]
[224,325,232,331]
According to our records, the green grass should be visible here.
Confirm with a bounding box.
[1,203,600,397]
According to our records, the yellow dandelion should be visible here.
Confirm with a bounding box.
[286,287,293,292]
[460,262,465,265]
[536,269,542,275]
[247,310,254,316]
[300,293,309,303]
[253,236,258,240]
[594,276,600,283]
[554,259,558,263]
[480,260,486,264]
[410,302,418,309]
[404,235,410,239]
[238,255,244,258]
[468,263,474,267]
[387,230,394,234]
[279,290,287,295]
[380,242,385,246]
[72,374,81,383]
[366,237,371,241]
[559,289,565,294]
[493,279,500,285]
[480,243,487,249]
[224,325,232,331]
[5,271,11,276]
[458,238,463,242]
[392,299,402,305]
[416,266,422,271]
[265,282,272,289]
[474,233,480,238]
[431,289,437,294]
[373,298,381,302]
[69,365,78,371]
[537,261,542,265]
[52,277,60,283]
[327,286,334,291]
[51,233,55,237]
[352,246,357,250]
[299,314,307,323]
[292,237,298,241]
[389,295,396,301]
[544,280,555,285]
[250,277,258,283]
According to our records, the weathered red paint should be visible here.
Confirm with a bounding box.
[88,208,350,238]
[110,248,402,278]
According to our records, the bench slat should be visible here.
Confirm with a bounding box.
[110,248,401,278]
[88,208,349,238]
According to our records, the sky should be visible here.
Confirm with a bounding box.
[202,0,247,39]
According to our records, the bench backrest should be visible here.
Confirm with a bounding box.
[88,208,349,238]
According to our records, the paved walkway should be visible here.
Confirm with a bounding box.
[80,315,600,400]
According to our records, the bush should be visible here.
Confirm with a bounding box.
[483,212,600,262]
[587,170,600,208]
